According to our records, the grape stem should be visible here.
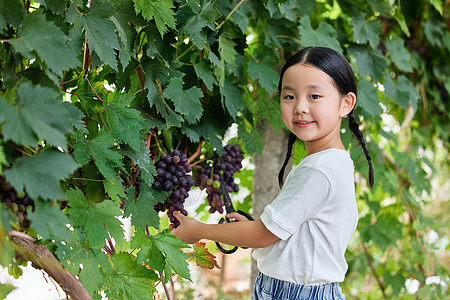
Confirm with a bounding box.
[6,142,32,157]
[158,271,172,300]
[188,140,203,163]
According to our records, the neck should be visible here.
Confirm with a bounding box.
[305,128,345,156]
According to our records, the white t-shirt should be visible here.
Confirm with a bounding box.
[252,148,358,285]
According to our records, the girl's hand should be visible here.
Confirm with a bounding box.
[171,211,202,244]
[225,212,250,222]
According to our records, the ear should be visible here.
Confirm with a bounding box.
[340,92,356,118]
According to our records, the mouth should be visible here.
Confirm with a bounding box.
[294,120,315,128]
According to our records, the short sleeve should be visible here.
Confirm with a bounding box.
[259,167,332,240]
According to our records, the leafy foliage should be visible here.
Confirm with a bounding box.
[0,0,448,299]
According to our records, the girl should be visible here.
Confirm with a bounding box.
[172,46,374,299]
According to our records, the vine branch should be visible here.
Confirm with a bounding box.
[9,231,92,300]
[362,241,387,298]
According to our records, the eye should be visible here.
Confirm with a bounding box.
[283,95,294,100]
[309,94,320,100]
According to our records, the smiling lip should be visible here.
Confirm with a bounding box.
[294,120,315,128]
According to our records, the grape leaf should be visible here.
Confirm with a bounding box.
[347,46,387,81]
[164,77,203,124]
[131,229,166,272]
[357,79,382,116]
[123,145,156,188]
[192,242,220,269]
[133,0,176,36]
[104,179,126,204]
[220,77,243,119]
[193,58,217,91]
[103,252,158,299]
[4,150,78,200]
[123,185,160,230]
[154,231,191,280]
[219,32,237,67]
[11,11,79,76]
[0,82,80,150]
[299,15,342,53]
[0,0,24,29]
[67,1,120,70]
[178,0,218,35]
[66,188,124,249]
[0,145,6,175]
[351,14,381,49]
[238,121,263,155]
[105,93,147,150]
[56,228,110,294]
[384,76,419,111]
[384,37,413,73]
[247,57,279,95]
[28,200,71,241]
[0,283,14,300]
[72,130,124,182]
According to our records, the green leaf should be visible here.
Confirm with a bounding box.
[123,145,156,188]
[192,242,220,269]
[0,283,14,300]
[220,77,243,119]
[164,77,203,124]
[247,57,279,95]
[0,145,7,175]
[103,252,158,299]
[348,46,387,81]
[146,80,183,127]
[66,188,124,249]
[133,0,176,36]
[123,185,160,230]
[178,0,218,44]
[0,0,24,29]
[219,32,237,67]
[131,229,166,272]
[72,130,124,182]
[105,93,147,150]
[11,11,79,76]
[384,37,413,73]
[67,1,120,70]
[193,58,217,91]
[28,200,71,241]
[154,232,191,280]
[423,19,443,47]
[0,82,80,150]
[351,14,381,49]
[238,121,263,155]
[429,0,443,15]
[299,15,342,53]
[393,7,410,37]
[384,75,419,111]
[56,229,110,294]
[4,150,78,200]
[104,179,126,204]
[357,79,381,116]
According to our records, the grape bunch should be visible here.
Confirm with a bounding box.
[0,176,34,228]
[152,150,194,227]
[194,144,243,214]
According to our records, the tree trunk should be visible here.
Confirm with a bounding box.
[250,120,290,297]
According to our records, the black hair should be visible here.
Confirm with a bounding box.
[277,47,374,188]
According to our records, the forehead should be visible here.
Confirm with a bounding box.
[281,64,335,89]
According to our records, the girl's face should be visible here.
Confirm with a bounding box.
[280,64,356,155]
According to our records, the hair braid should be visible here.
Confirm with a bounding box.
[278,132,297,188]
[348,113,374,187]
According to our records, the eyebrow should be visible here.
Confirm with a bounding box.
[281,84,325,91]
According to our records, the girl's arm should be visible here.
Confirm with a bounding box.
[171,211,279,248]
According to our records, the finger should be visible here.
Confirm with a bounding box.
[226,213,243,220]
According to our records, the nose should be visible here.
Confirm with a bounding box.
[294,98,308,114]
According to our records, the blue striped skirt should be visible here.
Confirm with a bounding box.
[254,272,345,300]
